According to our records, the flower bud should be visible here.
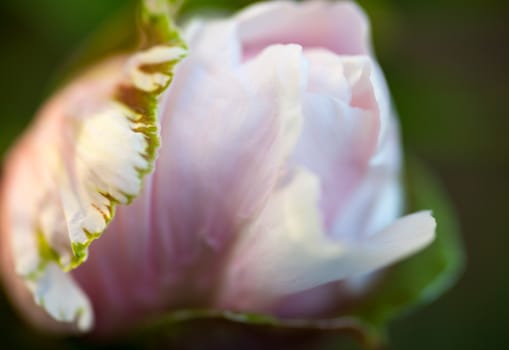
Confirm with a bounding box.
[0,0,435,335]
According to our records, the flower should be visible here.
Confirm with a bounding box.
[0,0,435,336]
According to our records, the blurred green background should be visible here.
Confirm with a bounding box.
[0,0,507,349]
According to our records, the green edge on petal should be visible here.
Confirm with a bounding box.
[23,230,59,282]
[32,0,187,274]
[9,0,188,329]
[25,229,91,281]
[140,0,187,49]
[66,0,186,270]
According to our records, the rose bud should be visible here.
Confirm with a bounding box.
[0,0,436,336]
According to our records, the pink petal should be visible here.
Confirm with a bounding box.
[73,43,309,332]
[293,52,381,233]
[236,0,370,61]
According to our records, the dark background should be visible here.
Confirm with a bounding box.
[0,0,507,349]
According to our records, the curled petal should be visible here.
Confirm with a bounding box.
[0,1,186,331]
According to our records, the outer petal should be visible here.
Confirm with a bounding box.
[151,42,306,267]
[0,1,186,331]
[236,0,370,60]
[217,169,435,311]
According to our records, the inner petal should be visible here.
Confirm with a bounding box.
[237,1,370,61]
[292,54,380,235]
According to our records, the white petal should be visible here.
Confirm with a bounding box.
[128,46,187,92]
[27,264,92,331]
[218,169,435,309]
[340,211,436,275]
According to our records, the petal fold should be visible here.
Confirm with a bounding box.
[0,0,186,330]
[218,169,435,311]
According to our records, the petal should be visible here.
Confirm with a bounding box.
[293,52,381,233]
[290,50,403,241]
[27,264,93,331]
[331,116,403,240]
[236,0,370,60]
[184,20,242,67]
[217,169,435,311]
[327,56,404,240]
[0,1,186,331]
[71,43,308,330]
[151,43,306,261]
[341,211,436,275]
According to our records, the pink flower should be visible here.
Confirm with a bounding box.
[0,0,435,335]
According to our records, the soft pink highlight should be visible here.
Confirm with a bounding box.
[0,1,435,336]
